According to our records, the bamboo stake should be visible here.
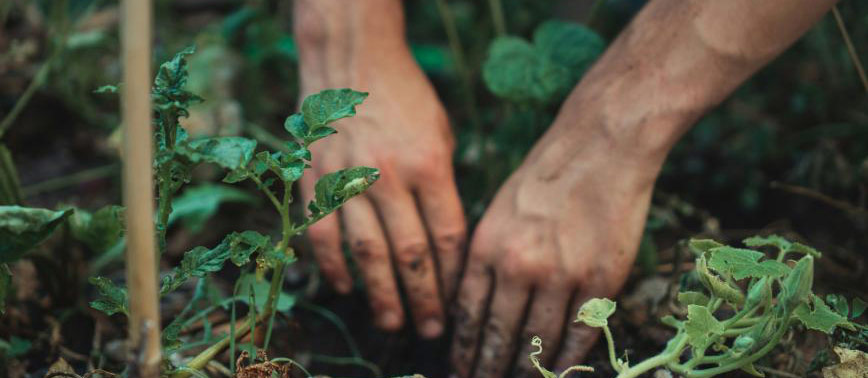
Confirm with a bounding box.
[121,0,160,376]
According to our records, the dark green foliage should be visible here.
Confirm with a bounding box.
[89,276,129,316]
[309,167,380,217]
[69,205,125,253]
[0,206,72,263]
[169,184,258,234]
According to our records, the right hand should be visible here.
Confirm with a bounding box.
[295,0,466,339]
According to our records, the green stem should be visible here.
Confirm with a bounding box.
[170,312,267,378]
[261,181,295,351]
[434,0,483,135]
[251,175,283,212]
[616,333,688,378]
[0,145,21,205]
[0,58,52,139]
[602,325,623,372]
[156,178,173,254]
[688,318,792,378]
[487,0,507,36]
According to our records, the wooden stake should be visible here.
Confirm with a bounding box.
[121,0,160,376]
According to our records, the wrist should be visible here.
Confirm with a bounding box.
[294,0,410,91]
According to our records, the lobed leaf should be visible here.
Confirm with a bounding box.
[532,20,605,82]
[574,298,616,328]
[482,37,569,103]
[684,304,724,350]
[89,277,129,316]
[696,255,745,306]
[0,206,73,263]
[300,89,369,131]
[793,294,855,334]
[309,167,380,216]
[708,246,790,280]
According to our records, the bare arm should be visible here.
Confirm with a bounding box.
[452,1,839,377]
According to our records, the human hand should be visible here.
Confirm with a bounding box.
[295,0,466,339]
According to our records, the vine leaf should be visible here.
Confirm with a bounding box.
[69,205,125,253]
[696,255,745,306]
[684,304,724,350]
[688,238,724,256]
[708,246,790,280]
[574,298,616,328]
[0,206,73,263]
[677,291,710,307]
[89,277,129,316]
[308,167,380,216]
[793,294,855,334]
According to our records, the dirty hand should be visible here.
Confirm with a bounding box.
[295,0,466,339]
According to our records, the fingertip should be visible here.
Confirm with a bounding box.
[377,310,404,331]
[419,318,444,339]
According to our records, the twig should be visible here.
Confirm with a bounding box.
[770,181,868,217]
[832,5,868,93]
[120,0,160,376]
[21,163,119,197]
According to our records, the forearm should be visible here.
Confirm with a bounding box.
[293,0,411,91]
[548,0,837,169]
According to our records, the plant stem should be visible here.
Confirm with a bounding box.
[0,144,21,205]
[602,325,623,372]
[156,178,172,254]
[261,182,295,350]
[250,175,283,212]
[688,318,792,378]
[831,5,868,93]
[487,0,507,36]
[616,333,688,378]
[0,58,52,139]
[171,312,266,378]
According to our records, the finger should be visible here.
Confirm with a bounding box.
[371,186,445,339]
[300,171,352,294]
[450,257,492,378]
[553,294,603,372]
[472,279,531,378]
[512,287,571,378]
[414,168,467,301]
[340,196,404,331]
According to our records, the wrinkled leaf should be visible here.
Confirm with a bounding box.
[182,136,257,170]
[794,294,855,334]
[574,298,616,328]
[300,89,369,131]
[789,242,822,258]
[684,304,724,349]
[696,255,745,306]
[69,205,125,253]
[169,184,257,233]
[226,231,271,266]
[310,167,380,216]
[708,246,790,280]
[482,37,569,104]
[0,206,73,263]
[89,276,129,316]
[677,291,710,307]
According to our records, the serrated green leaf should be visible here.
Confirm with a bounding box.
[793,294,855,333]
[780,255,814,311]
[160,231,271,295]
[482,37,569,104]
[69,205,125,253]
[574,298,616,328]
[182,136,257,171]
[301,89,369,130]
[311,167,380,215]
[851,298,867,318]
[0,206,73,263]
[708,246,790,280]
[684,304,724,349]
[742,235,791,251]
[532,20,604,81]
[677,291,710,307]
[89,276,128,316]
[169,184,257,233]
[688,239,724,257]
[788,242,821,258]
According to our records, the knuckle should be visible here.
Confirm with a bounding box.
[498,245,554,281]
[432,229,467,255]
[349,238,387,263]
[394,241,431,273]
[306,224,336,246]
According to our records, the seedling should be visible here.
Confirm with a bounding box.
[532,236,864,378]
[0,46,379,376]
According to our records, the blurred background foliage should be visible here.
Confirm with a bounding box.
[1,0,866,376]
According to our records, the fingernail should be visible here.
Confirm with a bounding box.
[334,280,352,294]
[379,311,402,330]
[420,318,443,338]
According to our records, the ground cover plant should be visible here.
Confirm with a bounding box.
[0,0,867,377]
[530,236,867,377]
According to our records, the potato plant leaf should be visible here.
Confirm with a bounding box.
[575,298,616,328]
[532,20,605,81]
[89,277,129,316]
[309,167,380,216]
[69,205,125,253]
[181,136,257,171]
[793,294,855,334]
[708,246,790,280]
[0,206,73,263]
[684,304,724,349]
[169,184,257,233]
[300,89,369,131]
